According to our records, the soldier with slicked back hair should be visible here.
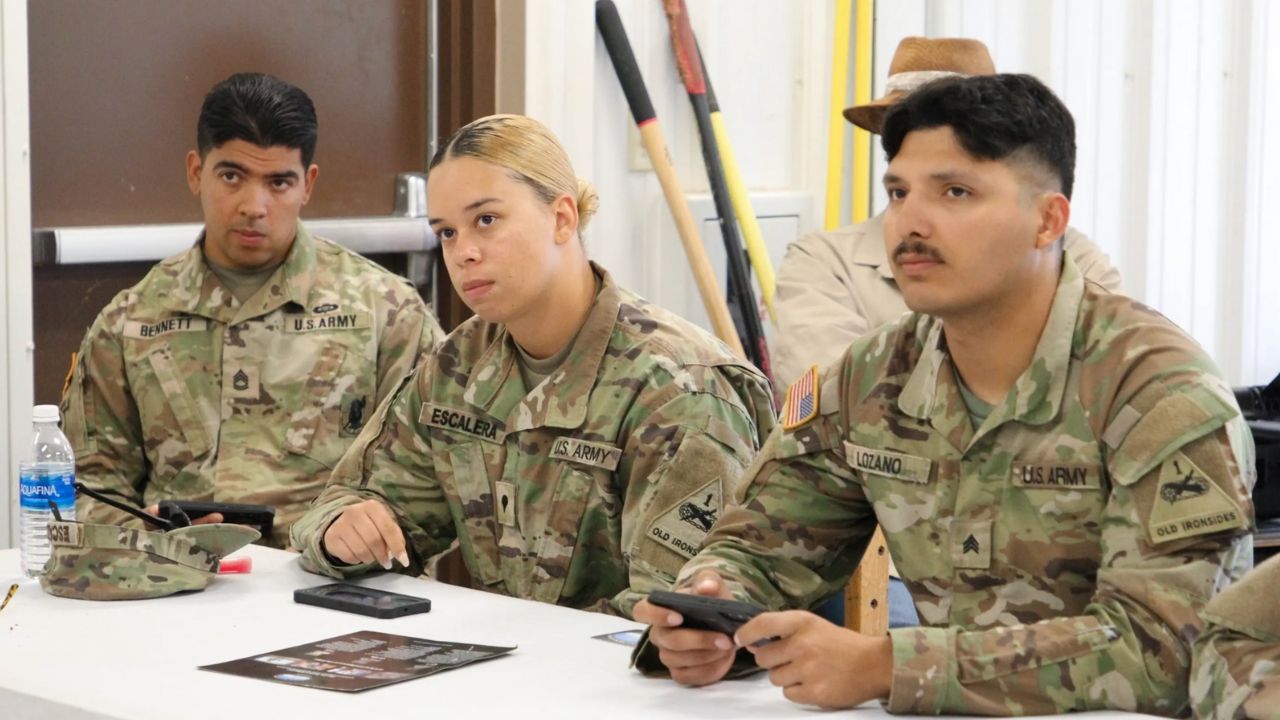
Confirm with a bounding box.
[291,114,774,616]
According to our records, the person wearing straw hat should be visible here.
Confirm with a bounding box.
[773,37,1122,390]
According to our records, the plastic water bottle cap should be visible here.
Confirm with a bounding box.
[32,405,60,423]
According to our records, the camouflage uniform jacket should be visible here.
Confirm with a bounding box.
[293,264,775,617]
[677,255,1256,715]
[1191,553,1280,719]
[62,222,443,547]
[773,214,1122,387]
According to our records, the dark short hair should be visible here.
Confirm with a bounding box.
[196,73,318,166]
[881,73,1075,199]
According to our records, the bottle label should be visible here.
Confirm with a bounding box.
[19,467,76,511]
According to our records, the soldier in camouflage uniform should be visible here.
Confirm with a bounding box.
[1191,554,1280,719]
[773,36,1124,630]
[634,75,1255,716]
[62,73,442,548]
[292,115,774,616]
[773,36,1122,389]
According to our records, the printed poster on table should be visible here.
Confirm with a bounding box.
[200,630,515,692]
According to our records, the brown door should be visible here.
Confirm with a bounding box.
[29,0,492,403]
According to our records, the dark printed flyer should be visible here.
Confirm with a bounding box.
[200,631,516,692]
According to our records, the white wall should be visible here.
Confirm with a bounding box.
[0,1,32,549]
[520,0,832,326]
[519,0,1280,387]
[876,0,1280,386]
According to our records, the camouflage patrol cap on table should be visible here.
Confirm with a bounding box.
[39,521,260,600]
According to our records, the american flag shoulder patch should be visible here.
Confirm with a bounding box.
[783,365,820,430]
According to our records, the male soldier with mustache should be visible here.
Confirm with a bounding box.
[61,73,443,547]
[772,38,1123,629]
[634,74,1254,717]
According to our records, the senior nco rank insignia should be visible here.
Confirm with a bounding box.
[783,365,820,431]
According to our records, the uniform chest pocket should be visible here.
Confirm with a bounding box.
[445,441,503,585]
[147,347,214,458]
[283,344,350,464]
[1009,463,1107,517]
[530,463,596,604]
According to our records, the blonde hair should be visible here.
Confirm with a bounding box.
[430,114,599,233]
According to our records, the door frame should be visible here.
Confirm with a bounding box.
[1,1,33,548]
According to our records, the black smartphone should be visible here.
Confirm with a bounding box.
[158,500,275,537]
[647,590,763,636]
[294,583,432,619]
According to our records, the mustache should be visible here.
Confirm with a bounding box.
[892,240,943,263]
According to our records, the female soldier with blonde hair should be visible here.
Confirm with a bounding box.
[292,114,774,615]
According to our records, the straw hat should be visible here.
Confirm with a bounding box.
[843,37,996,134]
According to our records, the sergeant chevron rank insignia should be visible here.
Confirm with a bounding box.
[227,367,260,399]
[648,478,722,559]
[1148,452,1246,544]
[953,519,991,569]
[420,403,506,443]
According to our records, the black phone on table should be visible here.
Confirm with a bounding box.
[294,583,432,619]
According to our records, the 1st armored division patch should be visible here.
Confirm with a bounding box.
[647,478,722,559]
[1147,452,1246,544]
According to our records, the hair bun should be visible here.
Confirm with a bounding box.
[576,178,600,232]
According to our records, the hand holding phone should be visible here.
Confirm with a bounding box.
[157,500,275,538]
[647,589,763,636]
[632,571,746,686]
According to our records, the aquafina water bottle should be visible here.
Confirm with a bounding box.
[19,404,76,577]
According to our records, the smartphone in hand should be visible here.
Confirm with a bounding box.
[647,589,763,636]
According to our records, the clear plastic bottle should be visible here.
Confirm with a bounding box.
[19,404,76,577]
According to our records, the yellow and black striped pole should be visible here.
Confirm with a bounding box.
[698,44,777,324]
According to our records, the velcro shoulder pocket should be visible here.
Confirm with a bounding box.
[773,415,842,460]
[1109,383,1236,487]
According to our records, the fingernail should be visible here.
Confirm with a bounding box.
[382,557,392,570]
[668,613,680,625]
[715,636,733,651]
[398,552,409,567]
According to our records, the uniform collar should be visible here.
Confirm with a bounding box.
[159,220,316,324]
[850,213,897,281]
[898,253,1085,452]
[463,262,620,432]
